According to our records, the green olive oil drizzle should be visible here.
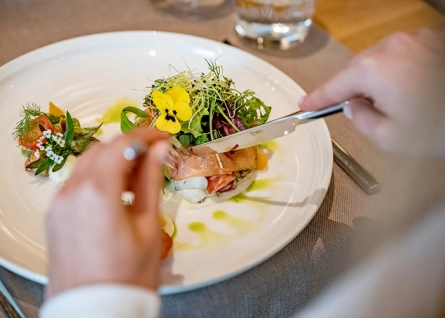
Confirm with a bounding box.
[188,221,229,246]
[212,210,255,233]
[95,97,140,136]
[98,97,140,124]
[258,140,279,152]
[177,137,284,250]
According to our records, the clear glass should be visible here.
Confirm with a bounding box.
[235,0,315,49]
[150,0,234,20]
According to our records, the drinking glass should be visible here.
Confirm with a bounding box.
[235,0,315,49]
[151,0,234,20]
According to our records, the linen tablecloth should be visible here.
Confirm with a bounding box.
[1,1,444,317]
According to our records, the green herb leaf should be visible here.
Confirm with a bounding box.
[71,117,81,128]
[34,158,51,176]
[64,111,75,149]
[178,134,192,148]
[195,134,209,145]
[70,137,98,154]
[21,148,33,158]
[60,149,72,156]
[52,157,66,172]
[181,107,209,137]
[26,157,44,169]
[120,106,149,133]
[46,113,61,125]
[74,124,103,138]
[236,95,271,128]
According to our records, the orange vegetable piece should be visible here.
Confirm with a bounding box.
[48,101,65,117]
[256,149,268,170]
[160,230,173,259]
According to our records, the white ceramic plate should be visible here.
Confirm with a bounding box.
[0,31,332,294]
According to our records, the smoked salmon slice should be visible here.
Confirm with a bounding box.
[206,174,236,194]
[167,146,257,181]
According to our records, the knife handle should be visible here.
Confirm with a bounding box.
[295,102,345,120]
[293,98,374,121]
[332,139,381,195]
[0,291,24,318]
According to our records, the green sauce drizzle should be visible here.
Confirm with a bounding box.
[258,140,279,152]
[212,210,255,233]
[98,97,140,124]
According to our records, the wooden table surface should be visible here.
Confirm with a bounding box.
[314,0,445,52]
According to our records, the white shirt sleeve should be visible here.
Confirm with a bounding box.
[39,284,160,318]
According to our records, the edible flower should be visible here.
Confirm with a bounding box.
[152,87,192,134]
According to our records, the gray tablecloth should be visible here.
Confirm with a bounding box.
[1,1,444,317]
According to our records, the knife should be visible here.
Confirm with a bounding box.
[0,279,24,318]
[191,100,349,153]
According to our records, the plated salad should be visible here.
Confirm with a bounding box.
[13,102,174,258]
[13,102,101,182]
[121,61,272,204]
[12,61,272,258]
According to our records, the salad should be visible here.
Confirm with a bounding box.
[13,102,174,258]
[12,61,271,259]
[13,102,101,182]
[121,61,271,204]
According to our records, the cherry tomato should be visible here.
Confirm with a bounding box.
[160,230,173,259]
[19,116,54,150]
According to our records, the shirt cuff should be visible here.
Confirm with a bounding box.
[39,284,160,318]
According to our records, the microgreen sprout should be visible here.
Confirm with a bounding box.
[127,59,271,148]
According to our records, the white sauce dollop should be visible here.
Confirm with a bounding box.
[162,171,257,209]
[48,154,78,183]
[168,177,209,204]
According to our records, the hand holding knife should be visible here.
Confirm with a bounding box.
[192,97,380,194]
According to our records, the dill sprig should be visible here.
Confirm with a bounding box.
[13,103,46,140]
[206,59,222,78]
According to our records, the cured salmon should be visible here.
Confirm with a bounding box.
[168,146,258,181]
[206,174,236,194]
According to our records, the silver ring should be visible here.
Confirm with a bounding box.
[123,139,148,161]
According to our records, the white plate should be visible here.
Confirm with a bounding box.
[0,31,332,294]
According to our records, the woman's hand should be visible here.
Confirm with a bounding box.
[44,128,170,298]
[299,29,445,158]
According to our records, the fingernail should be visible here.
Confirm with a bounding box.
[151,140,170,164]
[298,95,306,106]
[343,104,353,120]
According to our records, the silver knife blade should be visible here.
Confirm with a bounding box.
[191,100,347,153]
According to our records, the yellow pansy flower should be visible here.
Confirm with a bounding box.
[153,87,192,134]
